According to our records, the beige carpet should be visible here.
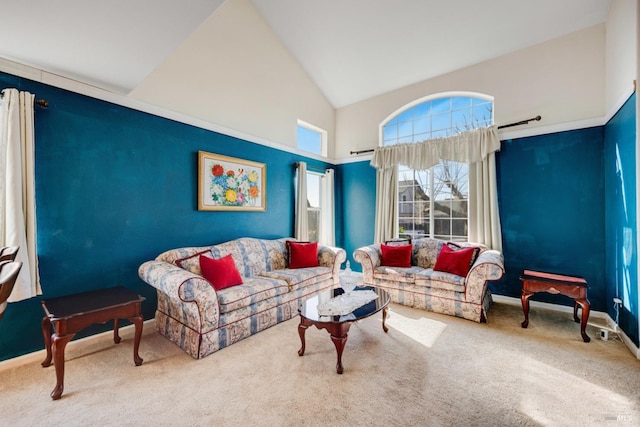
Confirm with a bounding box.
[1,301,638,426]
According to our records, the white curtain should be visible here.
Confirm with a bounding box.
[0,88,41,301]
[469,152,502,251]
[319,168,335,246]
[294,161,309,241]
[373,165,398,244]
[371,125,502,249]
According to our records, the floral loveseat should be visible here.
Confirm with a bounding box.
[139,237,346,359]
[353,238,504,322]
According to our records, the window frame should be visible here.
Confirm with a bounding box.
[297,119,328,157]
[305,170,322,242]
[379,91,494,241]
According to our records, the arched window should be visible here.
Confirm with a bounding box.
[381,92,493,241]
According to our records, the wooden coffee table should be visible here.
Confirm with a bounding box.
[297,286,390,374]
[41,286,145,400]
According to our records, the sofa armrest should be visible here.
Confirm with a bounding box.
[138,260,220,331]
[318,245,347,285]
[464,250,505,303]
[353,245,382,284]
[156,246,211,265]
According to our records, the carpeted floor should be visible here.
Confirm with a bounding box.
[1,301,638,426]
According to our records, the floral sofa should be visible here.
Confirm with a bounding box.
[353,238,504,322]
[138,237,346,359]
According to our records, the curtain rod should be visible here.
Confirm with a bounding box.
[349,115,542,155]
[0,90,48,108]
[496,115,541,130]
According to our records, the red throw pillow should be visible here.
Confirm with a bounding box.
[380,243,412,267]
[433,244,479,277]
[199,254,243,291]
[287,241,319,269]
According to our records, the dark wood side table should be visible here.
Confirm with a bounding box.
[40,286,145,400]
[520,269,590,342]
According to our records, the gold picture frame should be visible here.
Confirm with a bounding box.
[198,151,266,211]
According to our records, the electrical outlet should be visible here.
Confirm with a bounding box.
[613,297,623,307]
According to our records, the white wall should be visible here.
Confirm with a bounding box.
[605,0,637,113]
[335,25,606,160]
[128,0,336,158]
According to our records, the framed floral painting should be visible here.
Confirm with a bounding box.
[198,151,266,211]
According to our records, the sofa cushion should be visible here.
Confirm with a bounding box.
[211,238,287,277]
[200,254,243,291]
[412,238,444,269]
[259,267,332,291]
[434,244,479,277]
[380,243,412,267]
[175,249,211,275]
[414,268,466,292]
[216,276,290,314]
[373,265,424,283]
[287,241,319,268]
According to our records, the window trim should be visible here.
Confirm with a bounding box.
[380,91,494,241]
[378,91,494,144]
[297,119,328,157]
[305,169,328,243]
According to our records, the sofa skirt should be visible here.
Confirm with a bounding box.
[374,284,493,323]
[155,293,310,359]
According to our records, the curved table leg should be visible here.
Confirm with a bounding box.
[298,319,310,356]
[521,290,532,328]
[382,306,389,333]
[113,318,121,344]
[129,315,144,366]
[331,333,348,375]
[51,333,74,400]
[41,317,53,368]
[575,299,591,342]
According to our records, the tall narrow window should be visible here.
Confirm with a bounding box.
[295,162,335,245]
[306,172,321,242]
[382,93,493,241]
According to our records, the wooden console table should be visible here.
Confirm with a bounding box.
[41,286,145,400]
[520,269,590,342]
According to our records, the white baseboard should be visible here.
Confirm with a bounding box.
[492,294,640,359]
[0,319,156,371]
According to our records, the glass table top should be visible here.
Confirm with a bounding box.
[299,286,390,323]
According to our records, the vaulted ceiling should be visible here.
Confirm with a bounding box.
[0,0,611,108]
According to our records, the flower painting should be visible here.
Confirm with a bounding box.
[198,151,266,211]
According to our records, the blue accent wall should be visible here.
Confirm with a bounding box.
[604,93,638,346]
[337,161,376,270]
[495,127,606,310]
[0,72,333,361]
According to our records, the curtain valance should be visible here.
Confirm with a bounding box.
[370,124,501,170]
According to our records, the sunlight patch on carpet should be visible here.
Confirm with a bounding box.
[385,311,447,348]
[518,355,635,425]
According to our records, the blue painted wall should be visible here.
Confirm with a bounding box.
[1,67,637,360]
[604,93,638,346]
[496,128,606,310]
[0,72,334,361]
[338,161,377,270]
